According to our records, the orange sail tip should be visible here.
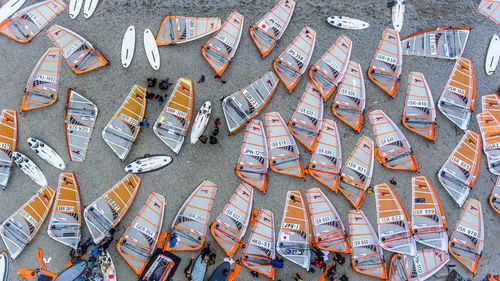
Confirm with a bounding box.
[156,16,221,46]
[273,26,316,93]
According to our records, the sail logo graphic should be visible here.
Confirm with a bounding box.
[323,58,341,73]
[242,89,259,109]
[340,88,357,98]
[224,208,243,223]
[250,238,271,249]
[487,142,500,151]
[375,54,397,65]
[286,48,306,64]
[407,100,428,108]
[58,206,74,212]
[271,139,288,149]
[379,136,398,147]
[243,148,264,157]
[347,161,367,175]
[353,239,371,247]
[450,156,471,171]
[298,106,316,118]
[185,212,206,223]
[19,209,38,226]
[27,11,43,28]
[318,148,335,158]
[429,33,437,56]
[314,216,332,226]
[456,224,478,238]
[413,208,435,215]
[119,113,138,126]
[283,223,299,230]
[64,40,84,58]
[166,107,186,119]
[216,34,234,47]
[379,215,404,224]
[135,223,155,238]
[68,124,91,133]
[447,85,466,96]
[104,195,120,212]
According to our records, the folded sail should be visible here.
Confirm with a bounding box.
[438,130,480,207]
[347,210,386,279]
[490,177,500,214]
[265,112,305,178]
[153,78,194,154]
[437,58,475,130]
[306,188,350,254]
[478,1,500,25]
[307,119,342,192]
[402,72,436,141]
[369,109,419,171]
[222,72,279,134]
[211,183,253,258]
[201,11,244,76]
[235,120,269,193]
[102,85,147,160]
[375,183,417,256]
[117,192,165,275]
[401,27,471,59]
[241,209,275,279]
[411,176,448,252]
[47,172,82,249]
[0,0,65,43]
[449,198,484,275]
[0,109,17,190]
[65,89,98,162]
[47,25,108,74]
[332,61,366,132]
[309,35,352,101]
[288,82,324,151]
[0,186,55,260]
[277,190,311,270]
[156,16,221,46]
[273,26,316,93]
[165,180,218,251]
[84,174,141,244]
[368,28,402,98]
[249,0,296,58]
[482,93,500,120]
[477,111,500,175]
[338,136,374,209]
[388,249,450,281]
[21,48,62,112]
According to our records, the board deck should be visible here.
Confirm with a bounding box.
[190,101,211,144]
[68,0,83,19]
[486,34,500,75]
[83,0,97,18]
[13,152,47,187]
[144,29,160,70]
[28,138,66,170]
[121,25,135,68]
[326,16,369,30]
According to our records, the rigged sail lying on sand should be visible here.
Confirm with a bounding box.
[153,78,194,154]
[273,26,316,93]
[477,110,500,175]
[47,172,82,249]
[388,249,450,281]
[490,177,500,214]
[438,130,480,207]
[482,93,500,120]
[0,109,17,190]
[478,1,500,25]
[21,48,62,112]
[401,27,471,60]
[306,188,350,254]
[102,85,147,160]
[0,186,55,260]
[249,0,296,58]
[201,11,244,76]
[265,112,305,178]
[47,25,108,74]
[165,180,218,251]
[84,174,141,244]
[449,198,484,275]
[277,190,311,270]
[222,72,279,134]
[156,16,221,46]
[307,119,342,192]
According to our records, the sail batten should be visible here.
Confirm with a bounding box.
[156,16,221,46]
[0,109,17,190]
[401,27,471,59]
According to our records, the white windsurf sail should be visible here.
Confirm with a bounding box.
[490,177,500,214]
[478,1,500,25]
[0,109,17,190]
[156,16,221,46]
[482,93,500,120]
[477,110,500,175]
[388,249,450,281]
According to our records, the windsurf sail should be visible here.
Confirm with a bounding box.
[47,172,81,250]
[65,89,98,162]
[347,210,386,279]
[277,190,311,270]
[21,48,62,112]
[401,27,471,60]
[273,26,316,93]
[211,182,253,258]
[0,109,17,190]
[437,57,476,130]
[332,61,366,132]
[411,176,448,252]
[368,28,402,98]
[265,111,305,178]
[478,1,500,25]
[46,25,108,74]
[449,198,484,275]
[402,72,437,141]
[201,11,244,76]
[307,119,342,192]
[306,188,350,254]
[102,85,147,160]
[0,186,55,260]
[374,183,417,256]
[222,71,279,134]
[388,249,450,281]
[153,78,194,154]
[369,109,419,171]
[338,136,374,209]
[288,82,324,151]
[241,209,275,280]
[156,16,221,46]
[0,0,65,43]
[490,177,500,214]
[477,110,500,175]
[117,192,165,275]
[84,174,141,244]
[438,130,480,207]
[482,93,500,120]
[249,0,296,58]
[165,180,218,251]
[235,120,269,193]
[309,34,352,101]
